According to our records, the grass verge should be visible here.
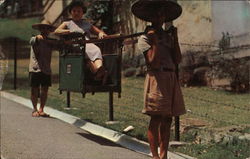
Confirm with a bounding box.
[2,57,250,159]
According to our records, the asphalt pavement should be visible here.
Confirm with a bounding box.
[0,96,150,159]
[1,92,196,159]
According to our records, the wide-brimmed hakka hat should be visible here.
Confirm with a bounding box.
[131,0,182,22]
[32,21,56,32]
[67,0,87,14]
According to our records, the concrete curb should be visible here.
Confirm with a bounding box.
[1,91,196,159]
[1,155,6,159]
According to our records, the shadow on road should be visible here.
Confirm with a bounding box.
[76,132,121,147]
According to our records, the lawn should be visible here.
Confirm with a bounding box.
[2,55,250,159]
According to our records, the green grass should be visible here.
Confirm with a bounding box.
[181,86,250,127]
[171,139,250,159]
[2,56,250,159]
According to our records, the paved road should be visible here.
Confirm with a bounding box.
[1,96,150,159]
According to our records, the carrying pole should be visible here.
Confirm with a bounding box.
[13,38,17,90]
[164,21,181,141]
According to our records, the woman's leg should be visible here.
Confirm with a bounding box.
[159,116,172,159]
[87,59,103,74]
[94,59,103,70]
[85,44,107,84]
[148,115,161,159]
[85,43,103,73]
[87,59,107,84]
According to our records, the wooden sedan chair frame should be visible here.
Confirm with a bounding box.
[58,32,144,121]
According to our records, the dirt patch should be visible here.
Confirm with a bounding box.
[181,124,250,144]
[180,118,210,133]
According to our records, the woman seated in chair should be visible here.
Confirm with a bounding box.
[55,1,108,84]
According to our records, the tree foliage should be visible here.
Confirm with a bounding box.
[84,0,111,33]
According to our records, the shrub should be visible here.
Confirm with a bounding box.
[208,56,250,93]
[179,51,210,86]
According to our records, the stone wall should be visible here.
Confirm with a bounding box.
[176,0,213,52]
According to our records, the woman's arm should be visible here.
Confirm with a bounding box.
[54,22,70,34]
[145,30,161,69]
[91,25,107,39]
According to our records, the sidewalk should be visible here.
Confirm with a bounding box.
[1,91,196,159]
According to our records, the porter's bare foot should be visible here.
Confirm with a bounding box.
[38,111,50,117]
[32,110,40,117]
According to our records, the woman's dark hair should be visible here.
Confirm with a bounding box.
[68,1,87,14]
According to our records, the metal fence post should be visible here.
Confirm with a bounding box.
[67,91,70,108]
[165,18,181,141]
[175,64,180,141]
[109,91,114,121]
[13,38,17,90]
[175,116,180,141]
[248,64,250,93]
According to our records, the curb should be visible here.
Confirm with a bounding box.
[1,91,196,159]
[1,155,6,159]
